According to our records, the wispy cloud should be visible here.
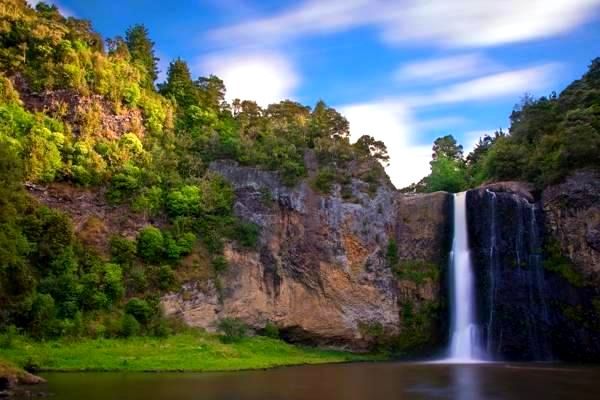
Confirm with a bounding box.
[395,54,497,83]
[208,0,600,49]
[198,51,300,107]
[408,63,559,107]
[339,63,557,187]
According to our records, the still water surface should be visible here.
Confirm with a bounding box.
[30,362,600,400]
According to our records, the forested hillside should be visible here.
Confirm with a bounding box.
[0,0,389,340]
[406,59,600,193]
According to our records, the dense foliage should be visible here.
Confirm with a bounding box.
[406,58,600,193]
[0,1,390,341]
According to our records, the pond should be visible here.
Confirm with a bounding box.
[27,362,600,400]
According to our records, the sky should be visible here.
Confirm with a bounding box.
[29,0,600,188]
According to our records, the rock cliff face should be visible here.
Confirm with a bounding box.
[543,170,600,284]
[466,173,600,361]
[162,161,452,349]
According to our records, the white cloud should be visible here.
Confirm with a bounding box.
[395,54,496,83]
[208,0,371,45]
[384,0,600,47]
[408,64,558,107]
[414,116,468,131]
[208,0,600,48]
[199,51,299,107]
[340,101,431,188]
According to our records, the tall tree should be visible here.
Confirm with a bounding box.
[432,135,463,161]
[125,24,159,88]
[309,100,350,144]
[158,58,196,109]
[195,75,226,112]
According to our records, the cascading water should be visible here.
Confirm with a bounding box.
[447,192,483,362]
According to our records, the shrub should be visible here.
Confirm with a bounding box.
[212,255,228,274]
[392,260,440,285]
[217,318,246,343]
[110,235,137,266]
[386,239,399,267]
[155,265,175,291]
[120,314,140,337]
[125,298,153,324]
[0,325,18,349]
[126,268,148,293]
[233,222,260,248]
[177,232,196,255]
[261,322,280,339]
[137,226,164,261]
[166,185,200,217]
[312,168,335,194]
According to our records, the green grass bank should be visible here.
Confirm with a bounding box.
[0,333,383,373]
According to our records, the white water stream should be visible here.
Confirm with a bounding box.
[447,192,482,362]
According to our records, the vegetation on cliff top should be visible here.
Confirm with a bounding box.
[406,58,600,193]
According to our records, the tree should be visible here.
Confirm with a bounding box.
[426,156,467,193]
[432,135,463,161]
[125,24,159,88]
[158,58,196,109]
[309,100,350,144]
[355,135,390,165]
[195,75,226,112]
[466,130,504,166]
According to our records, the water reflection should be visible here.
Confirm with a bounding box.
[33,362,600,400]
[453,365,481,400]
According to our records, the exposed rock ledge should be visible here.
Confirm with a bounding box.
[162,161,451,349]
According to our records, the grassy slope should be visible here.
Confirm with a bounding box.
[0,333,382,372]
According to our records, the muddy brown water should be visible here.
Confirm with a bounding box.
[23,362,600,400]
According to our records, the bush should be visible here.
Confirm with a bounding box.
[233,222,260,248]
[155,265,175,291]
[137,226,164,261]
[261,322,280,339]
[212,255,228,274]
[386,239,399,267]
[125,298,153,324]
[312,168,335,194]
[166,185,201,217]
[217,318,246,343]
[0,325,18,349]
[110,235,137,266]
[120,314,140,337]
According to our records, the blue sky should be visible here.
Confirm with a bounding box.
[31,0,600,187]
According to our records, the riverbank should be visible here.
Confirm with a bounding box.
[0,333,382,373]
[0,359,45,396]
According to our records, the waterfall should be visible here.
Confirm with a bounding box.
[468,189,554,361]
[447,192,482,362]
